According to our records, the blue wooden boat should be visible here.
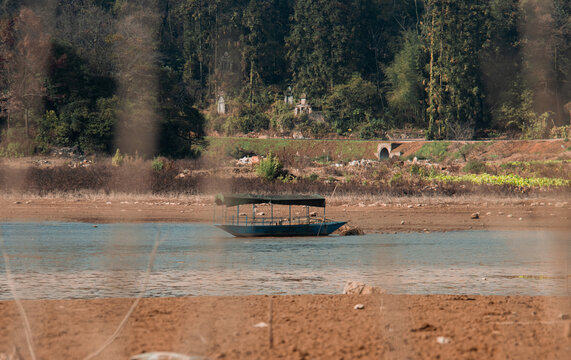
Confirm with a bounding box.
[214,194,346,237]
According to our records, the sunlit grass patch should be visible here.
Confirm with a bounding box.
[429,173,570,188]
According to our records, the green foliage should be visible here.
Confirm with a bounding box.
[324,74,381,134]
[413,142,450,162]
[152,157,164,172]
[463,160,487,174]
[158,66,205,158]
[255,152,283,181]
[389,172,403,186]
[1,0,568,153]
[0,142,25,157]
[224,108,270,135]
[270,101,296,132]
[1,128,34,156]
[550,126,570,140]
[500,86,552,139]
[429,173,570,188]
[409,164,425,177]
[287,0,356,98]
[279,174,296,183]
[112,149,124,167]
[225,145,256,159]
[423,0,488,139]
[307,173,319,181]
[385,30,425,124]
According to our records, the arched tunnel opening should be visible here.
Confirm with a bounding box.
[379,147,390,159]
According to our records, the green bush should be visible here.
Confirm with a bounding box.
[0,142,26,157]
[152,157,164,172]
[112,149,124,167]
[256,152,283,181]
[224,109,270,135]
[463,160,487,174]
[307,173,319,181]
[409,163,425,176]
[225,145,255,159]
[270,101,296,132]
[389,172,403,186]
[550,125,570,140]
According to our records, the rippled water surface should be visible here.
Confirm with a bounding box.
[0,222,568,299]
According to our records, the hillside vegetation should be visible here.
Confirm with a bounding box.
[0,0,570,160]
[2,138,570,198]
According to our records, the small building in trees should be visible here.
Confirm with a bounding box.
[294,93,312,116]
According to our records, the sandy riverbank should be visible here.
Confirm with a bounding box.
[1,195,570,233]
[1,294,569,359]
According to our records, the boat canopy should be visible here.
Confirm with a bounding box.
[215,194,326,208]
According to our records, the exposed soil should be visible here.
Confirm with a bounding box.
[0,294,569,359]
[1,196,569,233]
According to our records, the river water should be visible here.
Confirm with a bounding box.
[0,222,568,300]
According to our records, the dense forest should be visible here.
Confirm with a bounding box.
[0,0,569,158]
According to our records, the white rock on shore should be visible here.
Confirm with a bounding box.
[343,281,385,295]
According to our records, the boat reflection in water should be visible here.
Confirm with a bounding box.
[214,194,346,237]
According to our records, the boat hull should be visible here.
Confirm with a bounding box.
[215,221,347,237]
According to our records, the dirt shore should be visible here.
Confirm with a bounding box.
[1,195,569,359]
[1,294,569,359]
[1,195,569,233]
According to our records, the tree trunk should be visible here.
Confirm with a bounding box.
[25,108,29,137]
[428,13,435,138]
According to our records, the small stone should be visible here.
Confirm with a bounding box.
[531,311,537,316]
[498,211,504,215]
[471,213,479,219]
[507,214,513,218]
[408,205,414,208]
[93,225,98,228]
[481,277,487,281]
[436,336,451,344]
[105,201,112,205]
[354,304,365,310]
[14,201,22,204]
[253,322,268,328]
[518,217,523,221]
[486,212,492,215]
[559,314,570,320]
[401,220,405,225]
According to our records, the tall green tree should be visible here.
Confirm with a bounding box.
[385,29,426,125]
[423,0,488,139]
[479,0,522,130]
[287,0,356,99]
